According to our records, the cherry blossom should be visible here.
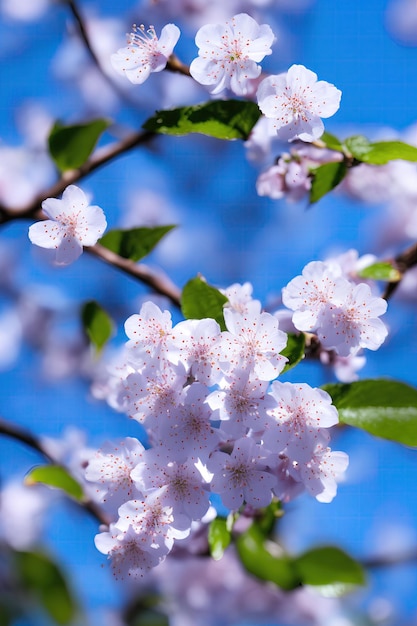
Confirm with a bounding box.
[221,308,288,380]
[257,64,341,142]
[28,185,107,265]
[318,282,388,356]
[207,436,276,510]
[115,494,188,551]
[131,450,210,528]
[263,381,339,457]
[283,260,388,356]
[190,13,275,96]
[256,158,312,202]
[95,524,167,580]
[281,260,345,331]
[124,301,173,360]
[111,23,181,85]
[84,437,145,515]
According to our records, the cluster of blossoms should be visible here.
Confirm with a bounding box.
[111,13,341,142]
[282,257,388,357]
[256,141,343,201]
[87,283,353,580]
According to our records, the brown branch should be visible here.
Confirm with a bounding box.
[166,53,192,77]
[0,417,110,527]
[87,243,182,308]
[0,129,155,224]
[65,0,140,107]
[382,241,417,300]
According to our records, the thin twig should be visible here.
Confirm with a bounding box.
[382,241,417,300]
[65,0,140,107]
[87,243,182,308]
[0,417,110,527]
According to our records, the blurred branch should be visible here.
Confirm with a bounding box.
[362,548,417,569]
[0,128,155,224]
[65,0,141,107]
[0,417,110,527]
[383,241,417,300]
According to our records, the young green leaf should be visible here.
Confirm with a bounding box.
[280,333,305,373]
[208,517,232,561]
[293,546,366,587]
[81,300,114,353]
[99,225,176,262]
[323,379,417,446]
[236,525,301,590]
[48,118,110,172]
[309,161,347,203]
[356,141,417,165]
[343,135,372,160]
[143,100,261,140]
[343,135,417,165]
[25,465,84,502]
[15,550,78,625]
[358,261,401,282]
[181,276,228,330]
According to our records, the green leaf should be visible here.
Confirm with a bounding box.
[293,546,366,587]
[25,465,84,502]
[343,135,372,160]
[236,525,301,590]
[358,261,401,282]
[323,379,417,446]
[208,517,232,561]
[143,100,261,140]
[81,300,114,353]
[309,161,347,203]
[356,141,417,165]
[99,225,175,262]
[15,551,77,625]
[343,135,417,165]
[280,333,305,373]
[48,118,110,172]
[320,131,344,152]
[181,276,228,330]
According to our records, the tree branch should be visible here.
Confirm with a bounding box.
[383,241,417,300]
[0,129,155,224]
[0,417,110,527]
[87,243,182,308]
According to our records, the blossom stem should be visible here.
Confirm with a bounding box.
[166,54,192,77]
[0,417,110,527]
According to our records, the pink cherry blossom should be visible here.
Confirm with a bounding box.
[318,282,388,356]
[257,64,341,142]
[207,436,276,510]
[84,437,145,515]
[28,185,107,265]
[281,260,344,331]
[124,301,173,359]
[263,381,339,457]
[190,13,275,96]
[111,23,181,85]
[222,308,288,380]
[95,524,167,580]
